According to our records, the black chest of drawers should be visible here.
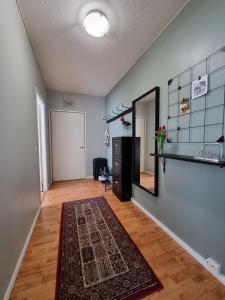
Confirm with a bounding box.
[112,137,133,202]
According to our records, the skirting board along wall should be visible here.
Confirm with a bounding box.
[131,198,225,286]
[3,207,41,300]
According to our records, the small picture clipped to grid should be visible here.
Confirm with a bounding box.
[167,46,225,144]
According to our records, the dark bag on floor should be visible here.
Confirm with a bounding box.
[93,158,108,180]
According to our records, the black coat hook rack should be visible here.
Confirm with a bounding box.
[106,106,133,124]
[103,116,110,121]
[103,102,133,124]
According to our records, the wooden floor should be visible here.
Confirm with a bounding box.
[10,179,225,300]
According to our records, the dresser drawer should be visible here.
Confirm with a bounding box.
[113,139,121,157]
[111,137,132,202]
[113,158,121,176]
[113,176,121,195]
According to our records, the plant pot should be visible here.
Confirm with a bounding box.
[158,140,166,154]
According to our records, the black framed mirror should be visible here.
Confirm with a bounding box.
[132,87,160,197]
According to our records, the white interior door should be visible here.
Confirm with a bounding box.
[51,111,85,181]
[136,116,146,172]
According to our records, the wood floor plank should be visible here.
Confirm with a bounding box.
[10,179,225,300]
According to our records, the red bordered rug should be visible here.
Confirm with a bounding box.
[56,197,163,299]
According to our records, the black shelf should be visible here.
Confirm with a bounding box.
[150,153,225,173]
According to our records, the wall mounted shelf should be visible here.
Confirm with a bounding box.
[150,153,225,173]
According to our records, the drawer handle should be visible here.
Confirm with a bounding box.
[115,144,118,147]
[115,162,118,166]
[115,181,118,184]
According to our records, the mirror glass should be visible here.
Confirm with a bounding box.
[133,87,159,196]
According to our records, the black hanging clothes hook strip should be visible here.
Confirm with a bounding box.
[107,106,133,124]
[103,116,110,121]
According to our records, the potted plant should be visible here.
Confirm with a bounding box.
[154,125,167,154]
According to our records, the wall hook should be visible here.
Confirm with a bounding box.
[221,46,225,52]
[122,104,129,109]
[117,106,123,112]
[103,116,110,121]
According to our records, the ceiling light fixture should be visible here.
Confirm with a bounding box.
[83,11,110,37]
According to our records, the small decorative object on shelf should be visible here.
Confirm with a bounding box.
[150,152,225,173]
[154,126,167,154]
[120,116,131,128]
[194,142,224,163]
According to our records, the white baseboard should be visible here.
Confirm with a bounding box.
[131,197,225,286]
[3,206,41,300]
[86,176,94,179]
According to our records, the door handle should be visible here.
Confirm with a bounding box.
[80,146,85,148]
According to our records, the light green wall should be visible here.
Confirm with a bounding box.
[106,0,225,273]
[0,1,50,298]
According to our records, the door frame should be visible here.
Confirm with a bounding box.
[36,87,48,201]
[49,109,87,181]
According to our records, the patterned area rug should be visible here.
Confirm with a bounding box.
[56,197,163,299]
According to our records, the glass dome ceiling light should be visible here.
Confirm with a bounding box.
[83,11,110,37]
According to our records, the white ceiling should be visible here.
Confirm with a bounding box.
[18,0,189,97]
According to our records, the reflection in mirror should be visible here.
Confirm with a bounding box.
[133,87,159,196]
